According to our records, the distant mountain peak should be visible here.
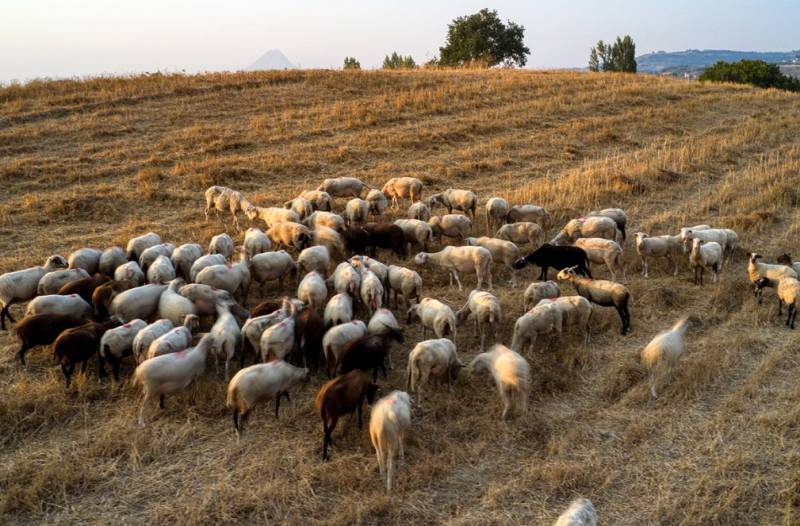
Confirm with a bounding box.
[246,50,296,71]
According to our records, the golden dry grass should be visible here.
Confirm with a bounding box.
[1,69,799,525]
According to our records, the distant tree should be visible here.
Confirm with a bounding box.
[700,60,800,91]
[589,36,637,73]
[343,57,361,70]
[382,52,416,69]
[438,8,530,68]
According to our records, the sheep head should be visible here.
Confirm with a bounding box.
[556,266,578,281]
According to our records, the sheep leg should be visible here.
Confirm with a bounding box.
[357,400,364,429]
[232,407,240,436]
[275,394,282,417]
[159,394,166,410]
[386,453,394,492]
[375,442,386,477]
[778,298,783,316]
[321,413,333,461]
[62,363,74,388]
[790,305,797,329]
[452,271,463,291]
[15,343,30,366]
[138,396,150,426]
[97,355,107,379]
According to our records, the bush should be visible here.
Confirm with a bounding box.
[382,52,416,70]
[700,60,800,92]
[343,57,361,70]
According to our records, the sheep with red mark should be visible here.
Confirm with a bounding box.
[98,319,147,380]
[146,255,176,284]
[210,302,242,380]
[324,293,353,328]
[369,390,412,492]
[208,233,235,259]
[126,232,162,262]
[146,314,200,360]
[322,320,367,378]
[114,261,145,287]
[139,243,174,272]
[68,248,103,275]
[259,315,295,363]
[25,294,93,322]
[250,251,297,294]
[189,253,226,282]
[58,273,111,304]
[406,298,456,341]
[38,268,90,295]
[171,243,203,280]
[406,338,463,400]
[109,283,168,322]
[387,265,422,309]
[133,319,174,363]
[297,270,328,313]
[134,333,215,426]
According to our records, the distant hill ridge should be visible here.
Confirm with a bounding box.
[637,49,800,74]
[246,50,296,71]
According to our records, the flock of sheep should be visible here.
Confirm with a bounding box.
[3,173,800,524]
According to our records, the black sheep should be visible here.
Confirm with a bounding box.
[514,243,592,280]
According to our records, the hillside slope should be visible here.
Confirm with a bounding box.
[0,70,799,525]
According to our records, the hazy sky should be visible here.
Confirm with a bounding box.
[2,0,798,82]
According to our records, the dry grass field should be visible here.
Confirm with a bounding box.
[1,69,799,525]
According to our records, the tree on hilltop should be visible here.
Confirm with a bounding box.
[383,52,416,69]
[589,36,637,73]
[438,8,530,67]
[343,57,361,70]
[700,60,800,91]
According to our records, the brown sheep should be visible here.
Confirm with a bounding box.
[58,273,111,304]
[14,313,88,365]
[92,280,135,320]
[315,370,379,460]
[52,319,121,387]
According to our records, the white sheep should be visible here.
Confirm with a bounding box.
[324,293,354,328]
[178,283,235,313]
[133,319,174,364]
[208,233,235,259]
[635,232,682,277]
[350,255,389,301]
[250,251,297,293]
[406,338,462,398]
[98,246,126,276]
[146,314,200,359]
[523,280,560,311]
[539,296,593,345]
[243,228,272,262]
[406,297,457,341]
[299,190,333,212]
[126,232,162,261]
[283,197,314,220]
[259,317,295,362]
[139,243,175,271]
[368,308,402,338]
[427,214,472,244]
[689,239,722,285]
[495,222,543,247]
[552,216,619,244]
[755,276,800,329]
[468,344,529,419]
[557,266,631,335]
[99,319,147,380]
[484,197,509,234]
[266,222,312,251]
[366,189,388,218]
[134,333,214,425]
[68,248,103,274]
[157,278,198,326]
[210,302,242,380]
[115,261,145,286]
[455,290,501,351]
[408,201,431,222]
[553,497,598,526]
[747,252,798,303]
[414,246,492,291]
[311,225,347,261]
[0,254,68,329]
[640,317,693,399]
[505,204,550,227]
[109,283,168,322]
[393,219,432,253]
[345,198,370,227]
[245,205,300,228]
[427,189,477,219]
[464,236,521,287]
[360,269,384,316]
[511,302,563,353]
[146,254,176,284]
[204,185,250,231]
[330,261,361,297]
[588,207,627,241]
[297,270,328,312]
[297,245,330,277]
[303,211,346,232]
[189,253,226,282]
[369,390,412,492]
[574,237,626,282]
[25,293,92,322]
[227,360,310,438]
[322,320,367,377]
[383,177,423,209]
[170,243,203,281]
[240,302,294,361]
[680,228,730,255]
[387,265,422,309]
[37,268,90,295]
[317,176,369,198]
[195,253,251,303]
